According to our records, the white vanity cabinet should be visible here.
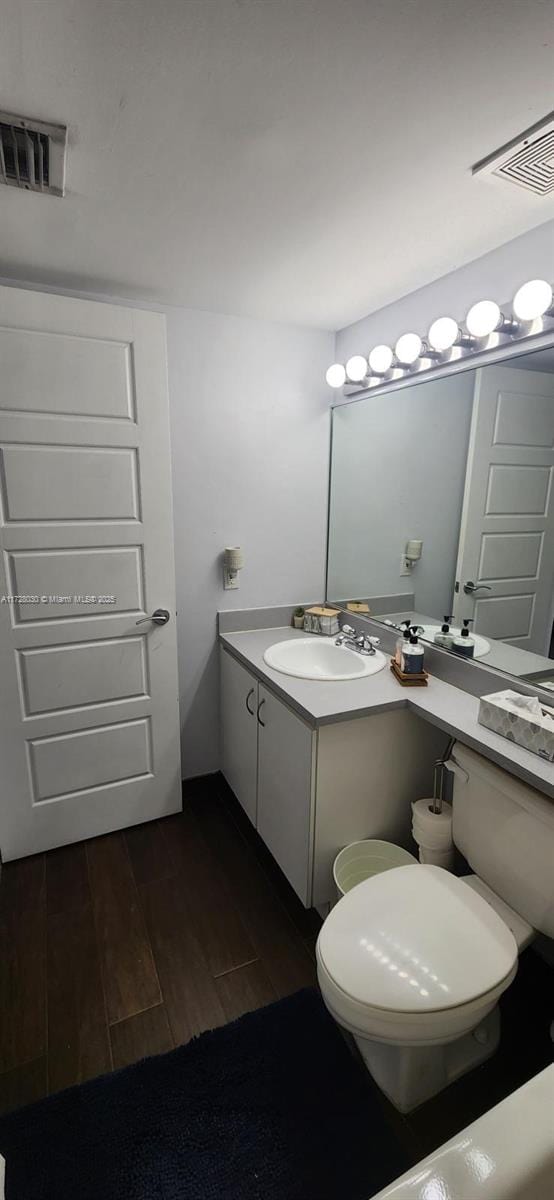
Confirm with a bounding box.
[220,650,259,824]
[220,646,447,908]
[256,684,316,904]
[221,650,315,901]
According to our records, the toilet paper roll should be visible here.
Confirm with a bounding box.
[412,799,453,851]
[419,846,454,869]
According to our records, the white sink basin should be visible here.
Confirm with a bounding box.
[263,637,387,681]
[419,624,491,658]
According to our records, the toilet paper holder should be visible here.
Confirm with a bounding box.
[431,738,464,814]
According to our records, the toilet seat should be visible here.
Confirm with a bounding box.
[317,954,517,1045]
[316,865,518,1044]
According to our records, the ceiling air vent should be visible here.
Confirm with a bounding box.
[472,112,554,197]
[0,111,67,197]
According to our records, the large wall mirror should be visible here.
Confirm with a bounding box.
[327,343,554,692]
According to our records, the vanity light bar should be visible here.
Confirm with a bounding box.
[325,278,554,392]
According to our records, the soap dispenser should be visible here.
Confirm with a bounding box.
[401,626,425,674]
[434,616,455,650]
[452,618,475,658]
[395,620,412,666]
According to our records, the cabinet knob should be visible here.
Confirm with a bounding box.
[257,697,266,727]
[245,688,255,716]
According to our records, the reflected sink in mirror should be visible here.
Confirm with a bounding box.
[263,637,387,681]
[419,624,491,658]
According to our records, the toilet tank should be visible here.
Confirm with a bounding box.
[451,745,554,937]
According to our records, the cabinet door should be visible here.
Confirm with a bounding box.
[220,650,258,824]
[257,685,315,905]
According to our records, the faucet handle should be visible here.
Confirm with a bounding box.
[342,624,355,637]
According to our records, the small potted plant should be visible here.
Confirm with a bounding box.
[292,606,305,630]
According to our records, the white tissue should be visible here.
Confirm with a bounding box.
[502,691,554,726]
[479,689,554,761]
[504,690,542,717]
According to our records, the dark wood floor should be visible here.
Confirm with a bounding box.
[1,772,552,1171]
[0,775,319,1118]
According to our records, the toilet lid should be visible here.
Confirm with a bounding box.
[318,865,518,1013]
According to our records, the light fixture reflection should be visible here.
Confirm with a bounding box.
[466,1148,495,1183]
[421,1177,449,1200]
[362,928,451,999]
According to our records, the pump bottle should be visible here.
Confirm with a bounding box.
[401,627,425,674]
[452,618,475,658]
[395,620,412,666]
[434,616,455,650]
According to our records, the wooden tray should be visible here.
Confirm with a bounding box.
[390,658,429,687]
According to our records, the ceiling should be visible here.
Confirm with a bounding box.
[0,0,553,330]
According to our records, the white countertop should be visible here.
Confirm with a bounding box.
[220,627,554,799]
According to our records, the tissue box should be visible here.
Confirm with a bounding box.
[478,690,554,762]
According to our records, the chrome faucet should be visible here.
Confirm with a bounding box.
[335,624,380,656]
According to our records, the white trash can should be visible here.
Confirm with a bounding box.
[333,838,418,901]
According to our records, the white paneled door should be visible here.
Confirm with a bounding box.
[453,364,554,653]
[0,286,181,859]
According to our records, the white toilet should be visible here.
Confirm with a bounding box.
[316,745,554,1113]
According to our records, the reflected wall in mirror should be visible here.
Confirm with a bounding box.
[327,344,554,690]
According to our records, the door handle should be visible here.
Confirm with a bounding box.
[257,697,266,727]
[245,687,255,716]
[463,581,492,595]
[135,608,170,626]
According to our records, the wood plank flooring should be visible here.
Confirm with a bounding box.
[0,775,318,1116]
[2,771,550,1169]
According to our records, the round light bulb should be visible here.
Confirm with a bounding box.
[345,354,368,382]
[428,316,459,352]
[512,279,553,322]
[368,344,393,374]
[325,363,346,388]
[394,332,422,365]
[466,300,501,338]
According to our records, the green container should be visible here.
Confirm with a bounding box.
[333,838,417,900]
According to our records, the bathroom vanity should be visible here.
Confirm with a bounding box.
[218,320,554,913]
[219,622,553,909]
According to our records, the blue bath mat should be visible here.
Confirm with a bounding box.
[0,989,407,1199]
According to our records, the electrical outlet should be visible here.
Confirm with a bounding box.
[223,566,239,589]
[400,554,412,577]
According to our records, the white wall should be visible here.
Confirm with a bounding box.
[166,308,332,776]
[335,219,554,362]
[327,370,474,616]
[0,277,332,778]
[4,223,551,778]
